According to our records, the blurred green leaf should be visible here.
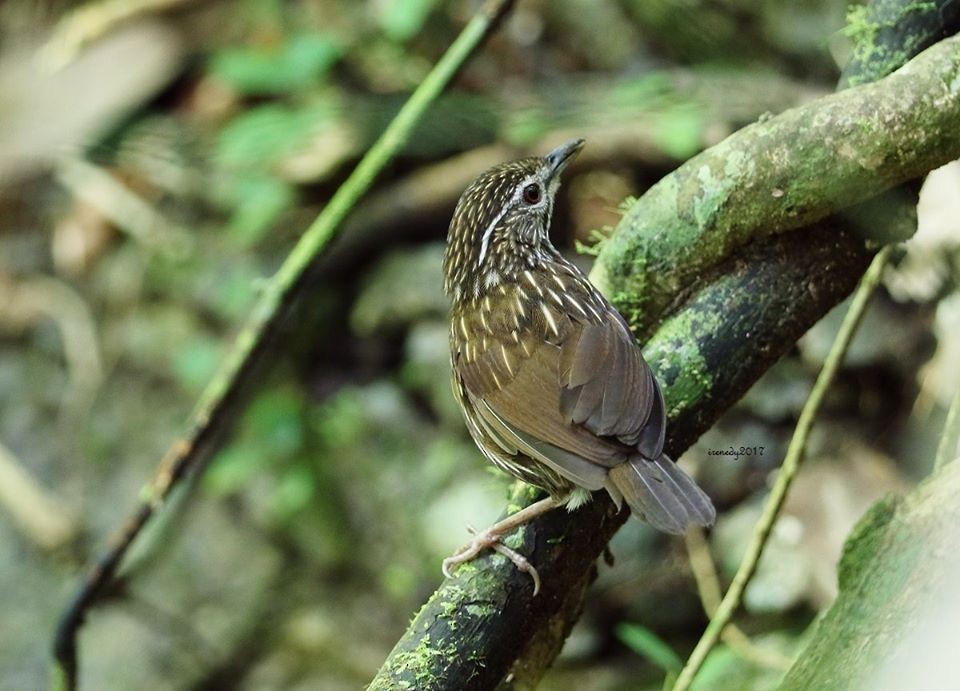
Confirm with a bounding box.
[204,444,264,496]
[617,623,683,674]
[313,388,367,448]
[381,562,417,601]
[224,174,296,247]
[216,101,336,170]
[378,0,440,42]
[608,73,673,111]
[203,384,308,503]
[207,263,262,321]
[271,464,316,521]
[503,109,551,147]
[247,386,305,457]
[210,34,343,94]
[654,104,705,159]
[171,335,223,393]
[213,99,338,244]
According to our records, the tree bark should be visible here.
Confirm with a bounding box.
[370,5,960,689]
[369,223,872,690]
[592,34,960,338]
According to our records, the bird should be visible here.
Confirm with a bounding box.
[441,138,715,593]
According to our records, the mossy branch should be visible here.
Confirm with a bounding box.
[776,459,960,690]
[51,2,517,688]
[370,4,960,688]
[592,33,960,338]
[671,245,894,691]
[841,0,960,88]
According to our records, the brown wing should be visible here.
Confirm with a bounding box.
[452,269,714,531]
[558,310,664,457]
[465,341,624,490]
[454,277,662,490]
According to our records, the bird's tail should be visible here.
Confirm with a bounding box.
[606,454,715,534]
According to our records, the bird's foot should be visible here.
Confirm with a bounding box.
[441,497,560,595]
[442,525,541,596]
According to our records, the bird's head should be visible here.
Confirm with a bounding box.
[443,138,584,302]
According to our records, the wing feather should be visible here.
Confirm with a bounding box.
[557,311,659,447]
[472,396,608,489]
[635,377,667,459]
[453,271,669,495]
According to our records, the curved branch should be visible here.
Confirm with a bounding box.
[370,223,873,690]
[371,7,960,689]
[51,2,517,688]
[593,33,960,337]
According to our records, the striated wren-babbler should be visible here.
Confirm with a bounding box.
[442,139,715,592]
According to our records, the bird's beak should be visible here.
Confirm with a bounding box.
[544,138,585,181]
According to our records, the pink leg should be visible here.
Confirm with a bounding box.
[441,497,559,596]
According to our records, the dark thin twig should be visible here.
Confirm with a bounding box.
[684,527,793,671]
[51,2,516,688]
[671,245,894,691]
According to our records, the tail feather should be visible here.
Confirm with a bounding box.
[655,453,716,526]
[607,455,715,534]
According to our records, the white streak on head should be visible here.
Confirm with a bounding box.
[477,207,507,266]
[476,173,543,267]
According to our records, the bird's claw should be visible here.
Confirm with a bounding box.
[442,527,541,596]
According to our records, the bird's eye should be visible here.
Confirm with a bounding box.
[522,183,542,205]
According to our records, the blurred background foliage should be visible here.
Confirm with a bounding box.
[0,0,957,689]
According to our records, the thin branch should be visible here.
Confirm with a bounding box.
[41,0,199,70]
[51,2,516,688]
[671,245,894,691]
[0,274,103,420]
[0,440,78,551]
[54,155,192,256]
[933,385,960,473]
[370,4,960,683]
[684,528,792,671]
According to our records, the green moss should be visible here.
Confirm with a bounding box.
[842,5,879,48]
[644,305,719,417]
[688,149,754,231]
[842,1,941,87]
[501,528,526,551]
[465,602,496,618]
[439,599,458,621]
[387,634,447,689]
[836,493,900,591]
[576,228,614,259]
[618,195,639,214]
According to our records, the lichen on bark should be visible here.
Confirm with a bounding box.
[371,5,960,688]
[595,34,960,338]
[841,0,960,88]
